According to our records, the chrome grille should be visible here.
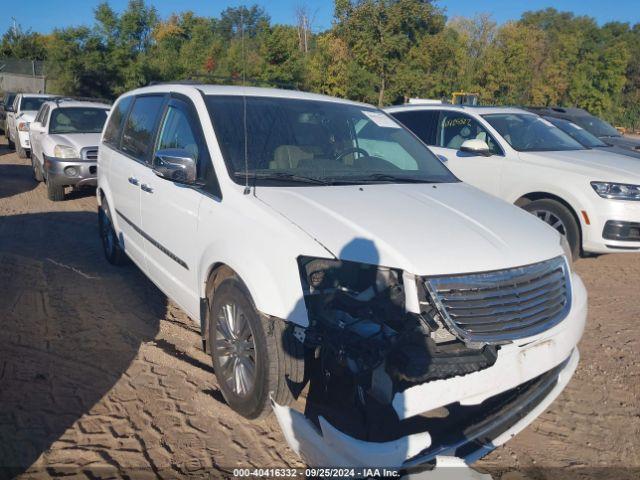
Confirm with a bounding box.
[424,256,571,344]
[81,147,99,161]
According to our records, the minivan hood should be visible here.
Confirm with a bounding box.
[518,149,640,183]
[48,133,101,152]
[256,182,562,275]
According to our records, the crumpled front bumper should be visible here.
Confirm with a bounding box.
[273,273,587,469]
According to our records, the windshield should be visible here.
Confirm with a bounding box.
[544,116,608,148]
[50,108,109,134]
[205,95,457,186]
[571,114,621,138]
[482,113,585,152]
[19,97,49,112]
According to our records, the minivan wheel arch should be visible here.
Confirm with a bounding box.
[515,192,583,254]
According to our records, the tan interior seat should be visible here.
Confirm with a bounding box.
[270,145,314,170]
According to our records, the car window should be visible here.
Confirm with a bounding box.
[19,97,49,112]
[390,110,439,145]
[121,96,165,161]
[50,108,108,134]
[483,113,585,152]
[103,96,133,147]
[571,115,621,138]
[42,105,50,127]
[436,111,501,154]
[156,105,200,162]
[206,95,457,186]
[35,105,45,123]
[544,116,607,148]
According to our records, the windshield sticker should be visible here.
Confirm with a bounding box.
[363,111,401,128]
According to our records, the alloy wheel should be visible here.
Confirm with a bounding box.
[214,302,257,398]
[531,209,568,236]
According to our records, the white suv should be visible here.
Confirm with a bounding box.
[5,93,59,158]
[30,98,111,201]
[97,84,586,469]
[386,105,640,258]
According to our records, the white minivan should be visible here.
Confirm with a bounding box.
[387,105,640,258]
[97,84,586,469]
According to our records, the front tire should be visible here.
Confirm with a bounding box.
[46,180,65,201]
[99,201,127,266]
[16,143,28,158]
[523,199,580,259]
[32,156,43,182]
[209,276,304,419]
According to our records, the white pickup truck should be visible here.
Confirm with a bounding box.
[6,93,58,158]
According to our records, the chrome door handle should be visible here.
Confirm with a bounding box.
[140,184,153,193]
[128,177,139,185]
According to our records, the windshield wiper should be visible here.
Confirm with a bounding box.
[348,173,437,184]
[233,171,331,185]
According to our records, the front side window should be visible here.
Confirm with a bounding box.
[103,96,133,147]
[544,116,607,148]
[19,97,49,112]
[436,111,501,154]
[156,106,199,161]
[483,113,585,152]
[121,96,165,161]
[34,105,46,124]
[50,108,108,134]
[205,95,456,186]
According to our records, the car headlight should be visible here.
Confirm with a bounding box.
[54,145,79,159]
[591,181,640,201]
[18,121,30,132]
[560,234,573,265]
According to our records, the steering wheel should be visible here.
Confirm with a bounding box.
[335,147,370,163]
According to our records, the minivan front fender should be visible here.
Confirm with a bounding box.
[197,241,311,328]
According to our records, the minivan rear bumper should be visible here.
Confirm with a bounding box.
[44,154,97,187]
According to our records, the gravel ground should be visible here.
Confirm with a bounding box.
[0,140,638,479]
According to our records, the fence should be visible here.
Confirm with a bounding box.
[0,58,48,94]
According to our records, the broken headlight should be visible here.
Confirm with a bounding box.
[297,256,406,372]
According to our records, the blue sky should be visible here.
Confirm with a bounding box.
[5,0,640,34]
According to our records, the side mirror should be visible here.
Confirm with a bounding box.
[460,139,492,157]
[152,148,197,185]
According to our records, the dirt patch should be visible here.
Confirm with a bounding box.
[0,142,638,478]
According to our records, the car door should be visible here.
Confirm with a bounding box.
[428,110,505,197]
[30,105,48,162]
[107,94,166,269]
[138,95,206,317]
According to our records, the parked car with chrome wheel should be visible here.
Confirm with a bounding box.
[30,98,110,201]
[387,104,640,257]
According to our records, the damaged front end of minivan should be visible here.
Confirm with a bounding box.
[272,255,587,470]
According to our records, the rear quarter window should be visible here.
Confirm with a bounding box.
[390,110,439,145]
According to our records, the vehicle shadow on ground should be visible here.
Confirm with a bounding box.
[0,164,37,199]
[0,211,166,476]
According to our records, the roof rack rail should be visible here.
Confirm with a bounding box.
[147,74,304,91]
[53,96,113,105]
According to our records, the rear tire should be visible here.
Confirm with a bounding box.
[99,201,128,266]
[523,199,580,259]
[46,180,65,201]
[209,275,304,419]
